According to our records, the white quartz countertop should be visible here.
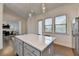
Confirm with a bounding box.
[15,34,56,51]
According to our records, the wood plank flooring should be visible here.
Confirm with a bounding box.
[54,44,74,56]
[0,39,16,56]
[0,39,74,56]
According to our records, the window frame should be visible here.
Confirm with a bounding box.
[54,15,67,34]
[44,17,53,33]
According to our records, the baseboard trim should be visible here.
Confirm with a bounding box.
[54,42,72,48]
[54,43,73,49]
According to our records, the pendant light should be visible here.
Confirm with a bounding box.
[42,3,46,13]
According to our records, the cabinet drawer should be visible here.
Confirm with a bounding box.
[16,39,23,44]
[24,48,35,56]
[24,43,40,56]
[18,45,23,56]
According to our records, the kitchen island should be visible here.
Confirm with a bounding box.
[13,34,56,56]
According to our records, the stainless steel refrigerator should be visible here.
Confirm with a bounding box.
[72,17,79,55]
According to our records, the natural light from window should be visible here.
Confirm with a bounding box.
[45,18,52,32]
[55,15,67,33]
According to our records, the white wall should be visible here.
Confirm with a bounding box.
[27,4,79,48]
[0,4,3,49]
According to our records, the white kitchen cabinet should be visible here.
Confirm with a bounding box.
[14,34,56,56]
[14,39,55,56]
[24,47,36,56]
[24,43,40,56]
[15,38,23,56]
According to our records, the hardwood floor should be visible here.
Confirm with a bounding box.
[0,39,16,56]
[0,39,74,56]
[54,44,74,56]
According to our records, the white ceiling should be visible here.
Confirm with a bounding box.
[4,3,67,19]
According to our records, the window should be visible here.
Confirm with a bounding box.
[55,15,67,33]
[44,18,52,32]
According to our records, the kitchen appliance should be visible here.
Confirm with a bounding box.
[72,17,79,55]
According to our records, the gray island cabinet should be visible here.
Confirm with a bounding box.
[13,34,56,56]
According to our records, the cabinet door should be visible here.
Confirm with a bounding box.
[15,39,23,56]
[42,43,54,56]
[24,43,40,56]
[18,43,23,56]
[24,48,35,56]
[14,39,19,54]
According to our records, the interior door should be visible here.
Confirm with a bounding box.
[38,21,42,35]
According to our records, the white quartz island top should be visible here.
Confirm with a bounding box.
[15,34,56,51]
